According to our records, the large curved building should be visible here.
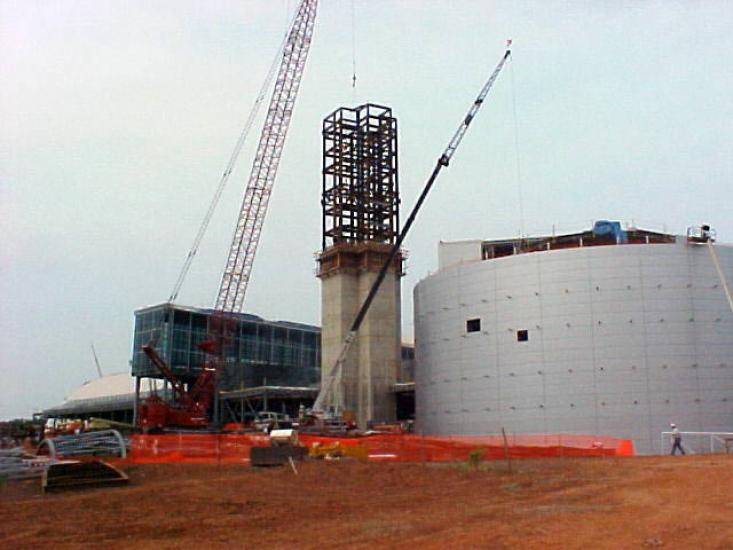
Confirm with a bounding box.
[414,224,733,454]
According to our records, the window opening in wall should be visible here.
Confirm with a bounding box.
[491,243,515,259]
[466,318,481,333]
[517,329,528,342]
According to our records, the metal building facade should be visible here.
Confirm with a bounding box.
[414,238,733,454]
[131,303,320,390]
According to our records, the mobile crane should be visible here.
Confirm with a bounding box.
[312,42,513,417]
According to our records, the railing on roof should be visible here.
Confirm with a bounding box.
[481,227,676,261]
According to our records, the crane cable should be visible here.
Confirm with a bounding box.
[168,10,300,304]
[509,51,526,239]
[351,0,357,89]
[214,0,318,313]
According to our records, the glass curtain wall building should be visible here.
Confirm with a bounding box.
[131,303,320,390]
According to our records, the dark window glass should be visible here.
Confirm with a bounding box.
[272,327,287,364]
[517,330,528,342]
[173,310,190,327]
[466,318,481,333]
[192,313,207,330]
[258,326,272,363]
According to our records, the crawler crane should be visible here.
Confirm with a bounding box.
[138,0,319,430]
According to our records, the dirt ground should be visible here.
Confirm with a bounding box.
[1,455,732,549]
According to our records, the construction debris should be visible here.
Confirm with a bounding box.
[37,429,127,459]
[0,448,54,480]
[308,441,368,461]
[42,459,128,492]
[250,446,308,467]
[250,428,308,467]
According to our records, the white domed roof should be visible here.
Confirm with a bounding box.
[42,373,164,417]
[65,373,137,402]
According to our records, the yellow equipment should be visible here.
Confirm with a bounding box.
[308,441,368,461]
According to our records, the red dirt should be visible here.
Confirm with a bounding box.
[2,455,732,549]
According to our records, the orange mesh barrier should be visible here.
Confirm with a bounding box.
[300,434,634,462]
[121,433,633,464]
[122,433,270,464]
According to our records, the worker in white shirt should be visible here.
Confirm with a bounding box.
[670,423,685,455]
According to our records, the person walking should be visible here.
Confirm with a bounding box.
[670,423,685,455]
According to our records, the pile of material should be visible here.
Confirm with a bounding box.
[37,429,128,459]
[42,459,128,492]
[0,448,53,480]
[2,430,131,493]
[250,429,307,467]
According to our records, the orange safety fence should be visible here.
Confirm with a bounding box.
[300,433,634,462]
[120,432,633,464]
[121,433,270,464]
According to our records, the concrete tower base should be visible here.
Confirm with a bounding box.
[318,242,402,428]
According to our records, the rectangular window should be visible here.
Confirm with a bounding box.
[466,318,481,333]
[517,329,528,342]
[173,309,190,328]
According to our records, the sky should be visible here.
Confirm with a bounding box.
[2,0,732,419]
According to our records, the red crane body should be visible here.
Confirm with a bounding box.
[138,344,216,431]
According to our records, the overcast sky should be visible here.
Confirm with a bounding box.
[2,1,732,419]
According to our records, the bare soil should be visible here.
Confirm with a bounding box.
[2,455,732,549]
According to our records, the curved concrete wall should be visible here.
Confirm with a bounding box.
[414,241,733,453]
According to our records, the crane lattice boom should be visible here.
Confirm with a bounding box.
[216,0,318,312]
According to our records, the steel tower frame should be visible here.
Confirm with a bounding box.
[321,103,400,249]
[216,0,318,312]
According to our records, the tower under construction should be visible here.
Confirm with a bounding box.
[317,103,403,427]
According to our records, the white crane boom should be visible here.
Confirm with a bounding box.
[216,0,318,312]
[167,28,288,305]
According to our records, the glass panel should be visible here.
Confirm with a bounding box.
[258,326,272,363]
[272,327,287,365]
[173,310,190,328]
[192,313,207,330]
[132,307,323,388]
